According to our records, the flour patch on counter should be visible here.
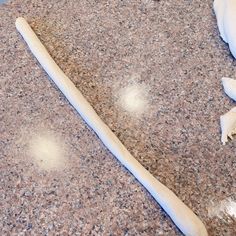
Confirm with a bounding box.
[118,84,149,115]
[208,198,236,219]
[28,131,67,171]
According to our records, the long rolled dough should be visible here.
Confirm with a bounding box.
[15,17,207,236]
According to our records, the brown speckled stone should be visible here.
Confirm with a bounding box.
[0,0,236,235]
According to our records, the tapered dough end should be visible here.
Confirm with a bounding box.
[15,17,29,32]
[221,77,231,88]
[191,223,208,236]
[222,77,231,82]
[15,17,27,28]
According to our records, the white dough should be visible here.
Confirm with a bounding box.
[222,77,236,101]
[220,107,236,144]
[214,0,227,42]
[15,17,208,236]
[221,77,236,144]
[214,0,236,58]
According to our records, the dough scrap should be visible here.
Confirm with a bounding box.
[214,0,236,58]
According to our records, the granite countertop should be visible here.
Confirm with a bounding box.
[0,0,235,235]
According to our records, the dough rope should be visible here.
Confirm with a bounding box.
[15,17,208,236]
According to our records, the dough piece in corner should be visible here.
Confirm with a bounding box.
[213,0,227,42]
[220,107,236,145]
[222,77,236,101]
[214,0,236,58]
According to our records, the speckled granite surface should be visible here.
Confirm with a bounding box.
[0,0,236,235]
